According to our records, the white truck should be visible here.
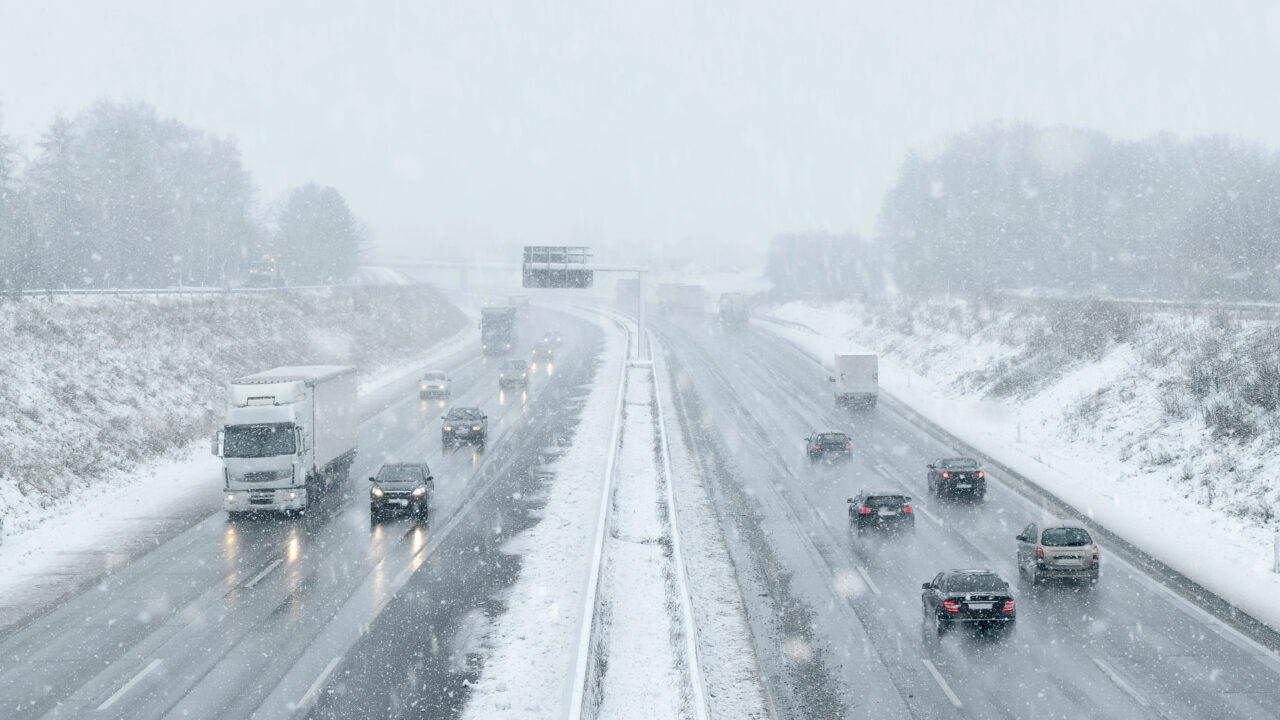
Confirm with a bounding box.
[830,354,878,408]
[213,365,358,515]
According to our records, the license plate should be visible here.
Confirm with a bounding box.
[1057,558,1082,566]
[878,508,897,516]
[391,499,408,506]
[968,603,993,611]
[956,483,972,489]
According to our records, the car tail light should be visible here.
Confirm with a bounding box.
[1092,546,1099,562]
[844,443,851,450]
[903,505,913,514]
[942,601,960,613]
[859,506,872,515]
[941,471,950,478]
[1035,547,1044,562]
[813,445,821,451]
[977,471,985,478]
[1003,599,1015,612]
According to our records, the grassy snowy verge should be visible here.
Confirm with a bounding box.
[761,297,1280,632]
[0,286,466,534]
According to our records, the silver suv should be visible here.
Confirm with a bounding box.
[1016,520,1099,585]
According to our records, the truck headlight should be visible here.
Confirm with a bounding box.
[443,426,452,431]
[288,491,297,500]
[225,493,235,502]
[371,487,384,497]
[412,486,426,497]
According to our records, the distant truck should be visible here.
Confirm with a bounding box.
[508,294,531,318]
[246,255,286,288]
[657,283,706,315]
[829,354,878,408]
[481,306,518,355]
[214,366,358,515]
[718,292,749,327]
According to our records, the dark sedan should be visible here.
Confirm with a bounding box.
[369,462,433,519]
[848,491,915,535]
[442,406,488,448]
[927,456,986,500]
[806,431,852,462]
[922,569,1016,637]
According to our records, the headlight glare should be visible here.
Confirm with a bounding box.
[371,486,384,497]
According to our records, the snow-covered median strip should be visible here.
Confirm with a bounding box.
[759,299,1280,637]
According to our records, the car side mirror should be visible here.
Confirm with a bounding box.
[426,475,434,482]
[482,415,488,420]
[1015,534,1026,542]
[927,464,935,469]
[921,582,931,590]
[828,376,836,382]
[368,477,377,482]
[846,498,855,503]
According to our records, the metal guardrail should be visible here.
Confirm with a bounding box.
[4,284,347,298]
[986,291,1280,317]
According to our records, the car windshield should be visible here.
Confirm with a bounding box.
[939,458,979,469]
[423,372,446,382]
[864,495,907,507]
[223,423,296,458]
[1041,527,1092,547]
[446,408,481,422]
[503,361,526,372]
[943,574,1006,593]
[376,466,424,483]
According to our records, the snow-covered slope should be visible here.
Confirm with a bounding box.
[761,297,1280,632]
[0,287,465,534]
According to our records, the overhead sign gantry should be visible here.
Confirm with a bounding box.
[521,245,649,359]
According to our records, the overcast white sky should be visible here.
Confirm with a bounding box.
[3,1,1280,267]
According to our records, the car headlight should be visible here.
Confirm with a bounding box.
[421,384,428,390]
[522,372,527,377]
[412,486,426,497]
[472,425,481,431]
[288,491,297,500]
[443,426,452,431]
[371,486,384,497]
[226,493,235,502]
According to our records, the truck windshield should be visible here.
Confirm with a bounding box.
[224,423,297,458]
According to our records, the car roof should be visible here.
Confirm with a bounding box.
[860,489,909,498]
[1037,518,1089,531]
[935,456,979,465]
[447,406,482,415]
[380,461,427,469]
[942,568,999,577]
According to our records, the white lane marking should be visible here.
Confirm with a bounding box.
[855,566,882,596]
[921,659,962,708]
[914,506,941,526]
[97,658,162,710]
[874,463,894,479]
[242,558,284,589]
[295,655,342,711]
[1092,657,1150,708]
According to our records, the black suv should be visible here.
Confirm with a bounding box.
[927,457,986,500]
[806,431,852,462]
[921,570,1016,637]
[848,491,914,534]
[499,359,529,389]
[369,462,433,519]
[442,406,488,448]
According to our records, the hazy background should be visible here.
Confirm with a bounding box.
[3,0,1280,268]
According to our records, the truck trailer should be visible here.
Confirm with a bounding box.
[830,354,878,408]
[214,365,358,515]
[480,306,518,355]
[718,292,749,327]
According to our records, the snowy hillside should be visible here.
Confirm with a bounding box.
[0,287,465,533]
[762,297,1280,630]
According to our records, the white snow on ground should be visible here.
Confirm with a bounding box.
[0,294,472,631]
[653,341,772,720]
[760,299,1280,635]
[461,311,626,719]
[594,365,687,720]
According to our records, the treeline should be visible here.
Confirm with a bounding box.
[766,123,1280,301]
[879,123,1280,300]
[0,101,363,289]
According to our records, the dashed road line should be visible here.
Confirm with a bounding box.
[294,655,342,711]
[855,566,881,596]
[97,658,162,710]
[914,506,941,526]
[242,558,284,589]
[1092,657,1150,707]
[921,658,962,708]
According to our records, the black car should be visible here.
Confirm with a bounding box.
[848,491,915,534]
[921,570,1016,637]
[442,406,488,448]
[531,340,555,362]
[499,358,529,389]
[927,457,986,500]
[806,431,852,462]
[369,462,433,519]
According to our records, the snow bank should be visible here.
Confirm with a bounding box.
[0,286,465,536]
[761,298,1280,634]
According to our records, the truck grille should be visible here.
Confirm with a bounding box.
[243,472,280,483]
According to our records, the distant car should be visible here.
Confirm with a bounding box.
[848,491,915,535]
[499,358,529,389]
[369,462,433,519]
[442,406,488,448]
[1016,520,1100,585]
[806,431,852,462]
[419,370,451,399]
[921,570,1016,637]
[544,330,563,346]
[927,457,985,500]
[531,340,555,362]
